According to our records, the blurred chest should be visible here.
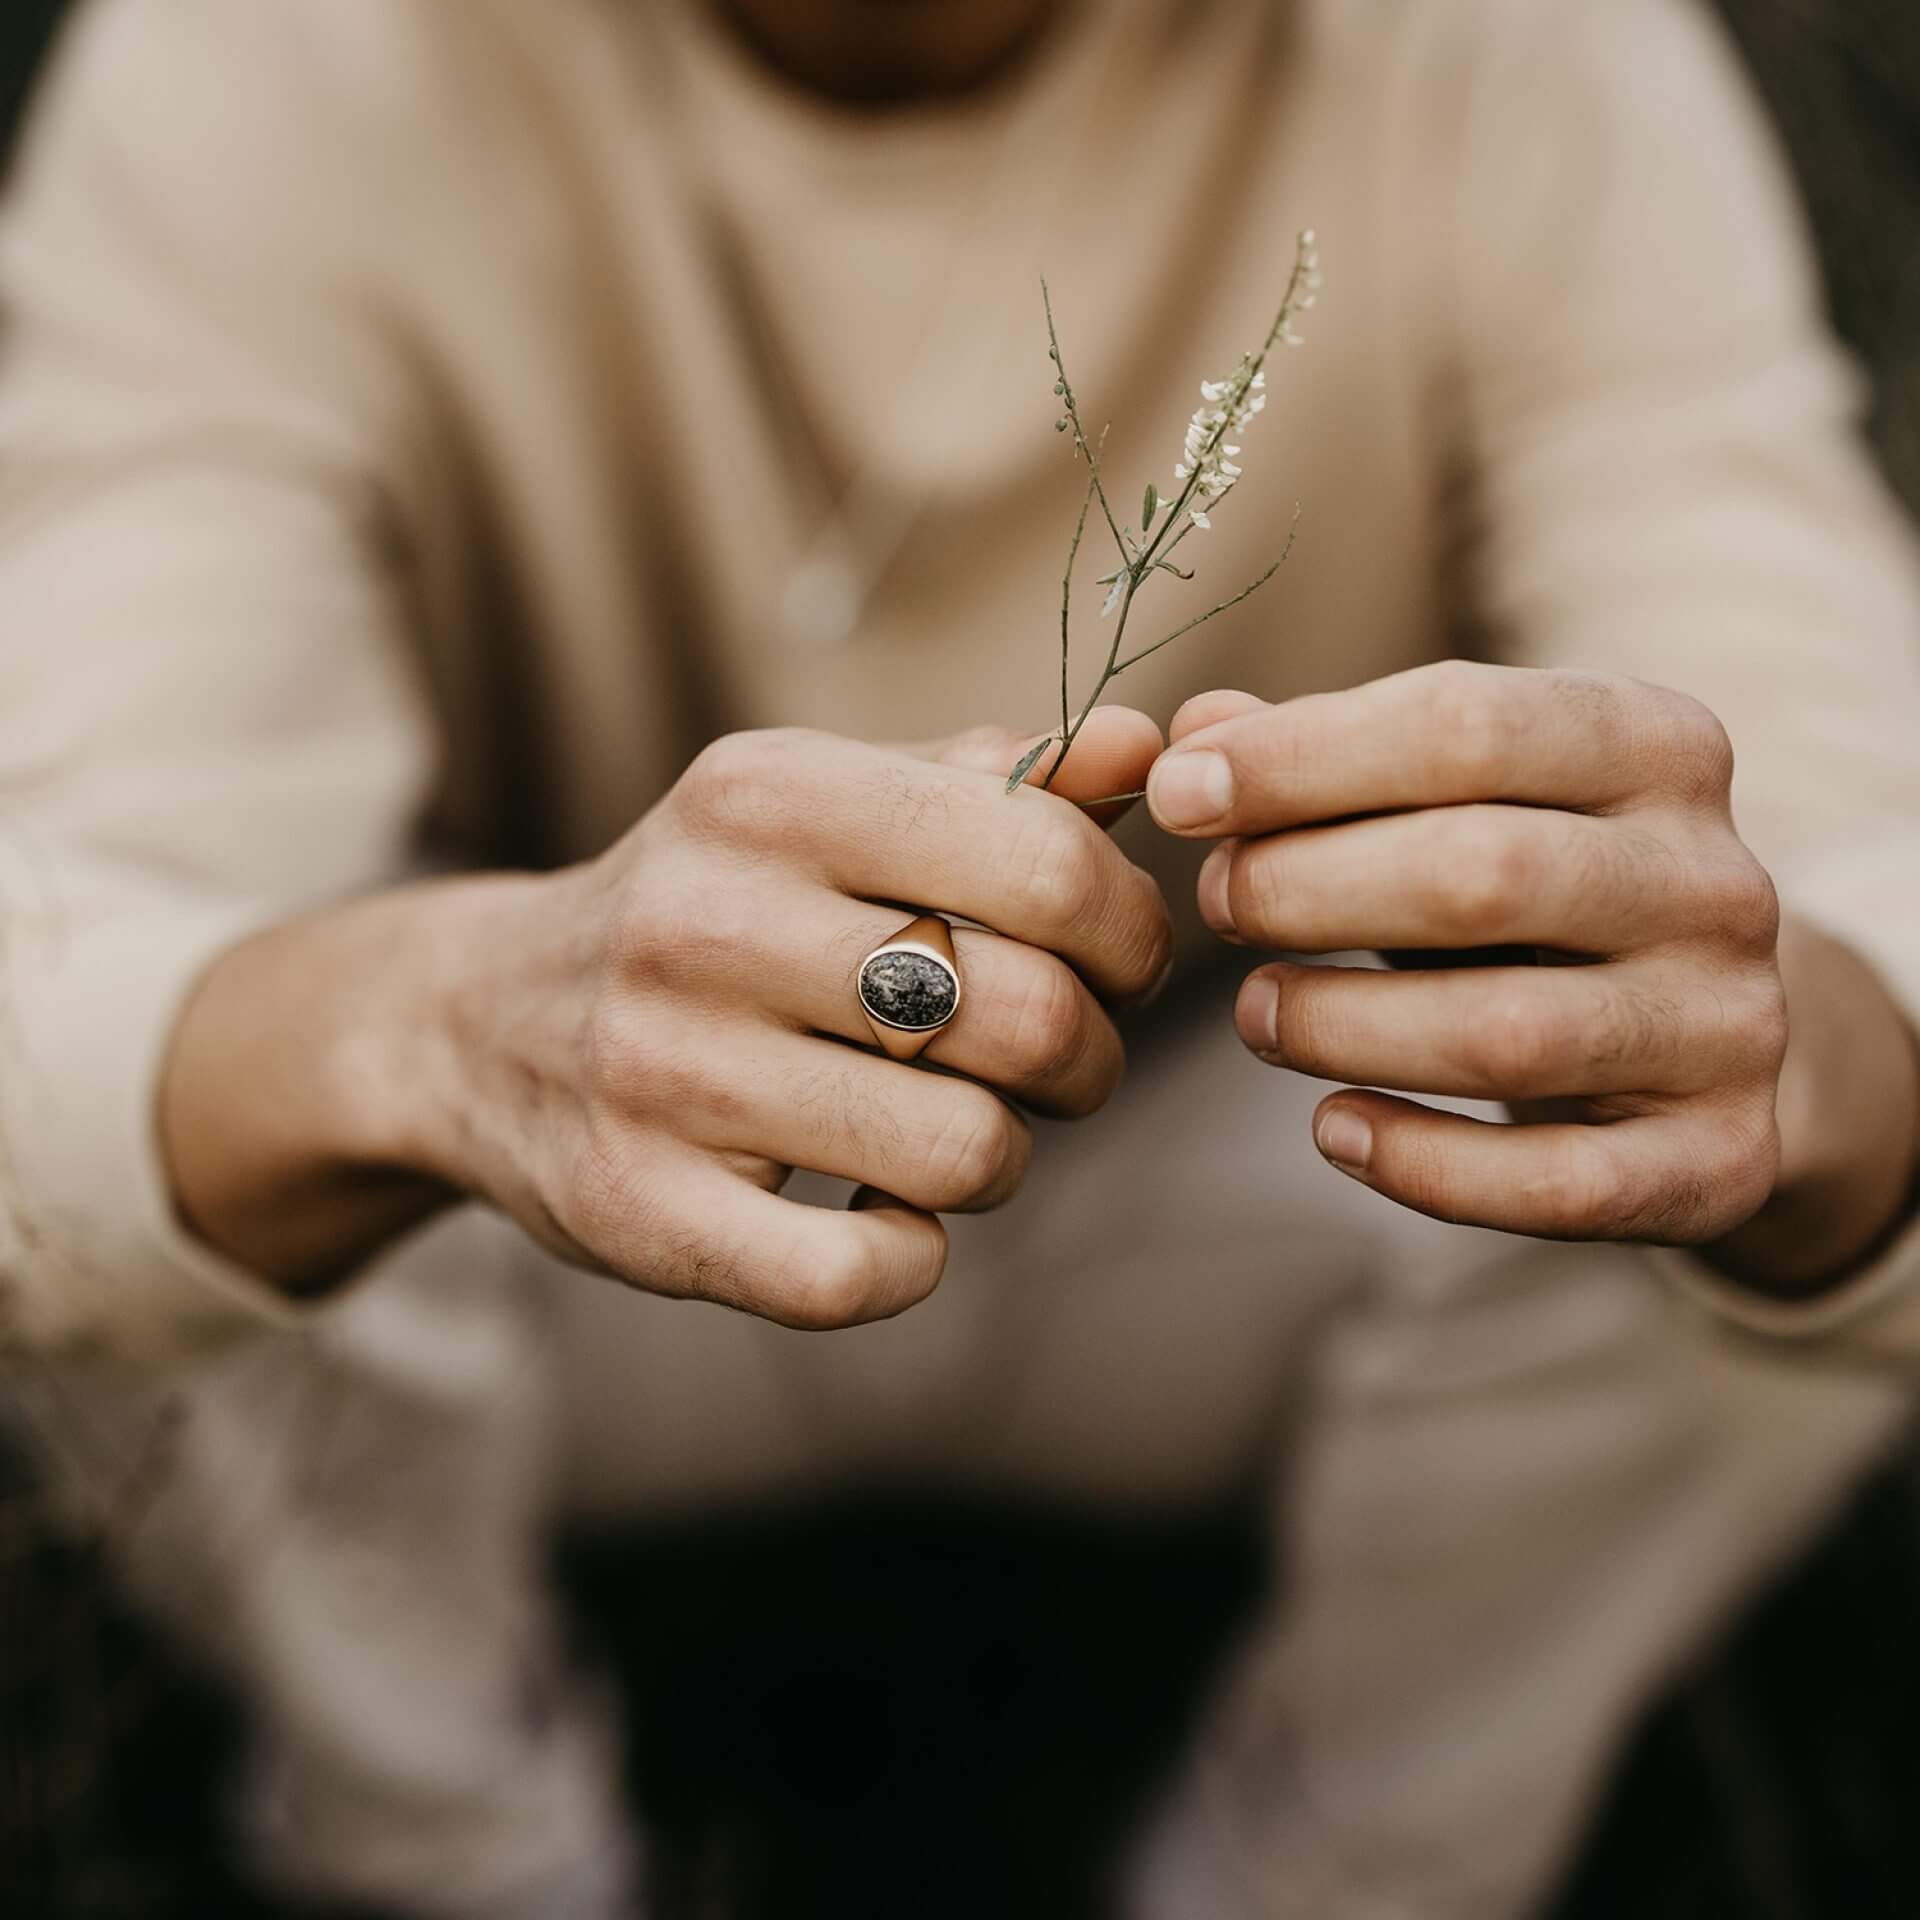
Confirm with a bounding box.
[404,0,1447,861]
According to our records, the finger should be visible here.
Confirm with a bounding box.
[1200,803,1734,957]
[930,927,1125,1114]
[680,884,1126,1116]
[674,731,1170,1002]
[1168,688,1269,744]
[587,1153,950,1329]
[1147,660,1733,837]
[681,1028,1033,1216]
[1307,1089,1779,1245]
[1236,958,1768,1100]
[927,706,1164,824]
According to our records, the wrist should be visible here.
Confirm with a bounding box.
[339,869,559,1191]
[160,870,550,1292]
[1702,921,1920,1300]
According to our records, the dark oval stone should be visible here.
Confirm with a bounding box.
[858,948,958,1031]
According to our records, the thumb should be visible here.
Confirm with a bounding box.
[918,707,1166,826]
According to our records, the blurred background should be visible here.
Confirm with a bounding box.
[1,3,1918,1916]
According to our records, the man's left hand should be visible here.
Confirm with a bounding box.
[1147,662,1920,1286]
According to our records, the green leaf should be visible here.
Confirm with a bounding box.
[1141,481,1158,527]
[1006,737,1052,792]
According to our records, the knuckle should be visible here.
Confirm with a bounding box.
[1745,971,1790,1077]
[1227,839,1288,940]
[1439,812,1536,940]
[1009,817,1105,933]
[1537,1134,1636,1237]
[675,728,812,838]
[1715,854,1781,958]
[1659,691,1736,800]
[1423,660,1514,787]
[581,993,653,1107]
[680,728,761,805]
[918,1089,1026,1210]
[1004,957,1096,1088]
[1125,870,1177,995]
[1466,989,1564,1093]
[606,856,735,987]
[1726,1106,1784,1224]
[1465,974,1693,1099]
[1702,965,1789,1089]
[1267,966,1341,1073]
[584,996,753,1138]
[785,1239,879,1331]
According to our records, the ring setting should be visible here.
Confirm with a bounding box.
[857,914,960,1061]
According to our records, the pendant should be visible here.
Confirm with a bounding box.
[778,557,864,653]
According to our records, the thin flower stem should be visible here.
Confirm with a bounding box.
[1155,513,1202,567]
[1115,506,1300,673]
[1060,425,1107,743]
[1043,568,1142,786]
[1042,278,1127,562]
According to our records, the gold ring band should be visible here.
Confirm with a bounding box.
[856,914,961,1062]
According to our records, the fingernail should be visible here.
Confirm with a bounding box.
[1315,1108,1373,1174]
[1141,957,1175,1008]
[1198,845,1236,936]
[1239,973,1280,1052]
[1149,750,1233,830]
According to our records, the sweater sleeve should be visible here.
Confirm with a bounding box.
[1442,0,1920,1356]
[0,0,438,1363]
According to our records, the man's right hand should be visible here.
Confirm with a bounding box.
[161,710,1169,1327]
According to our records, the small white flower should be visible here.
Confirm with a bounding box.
[1147,232,1321,538]
[1169,361,1264,526]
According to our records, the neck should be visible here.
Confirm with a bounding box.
[708,0,1069,105]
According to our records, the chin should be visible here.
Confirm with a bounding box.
[715,0,1068,105]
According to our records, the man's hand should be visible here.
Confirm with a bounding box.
[162,710,1169,1326]
[1146,661,1920,1288]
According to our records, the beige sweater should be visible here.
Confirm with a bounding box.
[1,0,1916,1359]
[5,6,1920,1916]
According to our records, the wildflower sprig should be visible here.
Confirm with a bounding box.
[1011,228,1322,799]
